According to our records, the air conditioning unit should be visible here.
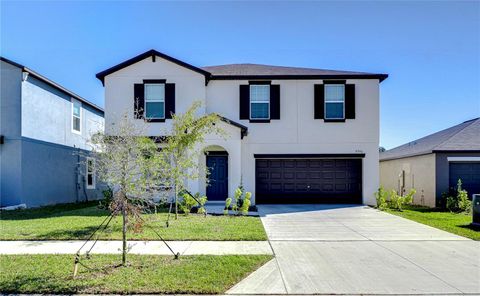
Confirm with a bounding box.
[472,194,480,226]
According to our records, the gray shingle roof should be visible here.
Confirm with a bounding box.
[380,118,480,161]
[96,50,388,84]
[202,63,376,76]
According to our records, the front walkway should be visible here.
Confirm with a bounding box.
[228,204,480,295]
[0,240,272,255]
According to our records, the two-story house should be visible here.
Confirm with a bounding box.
[1,57,105,208]
[96,50,387,205]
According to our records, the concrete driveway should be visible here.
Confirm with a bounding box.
[228,204,480,295]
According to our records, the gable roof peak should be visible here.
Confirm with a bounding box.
[95,49,211,85]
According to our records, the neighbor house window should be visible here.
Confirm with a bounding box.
[72,99,82,134]
[250,85,270,119]
[144,83,165,119]
[325,84,345,120]
[86,157,95,189]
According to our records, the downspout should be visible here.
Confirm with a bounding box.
[75,146,80,203]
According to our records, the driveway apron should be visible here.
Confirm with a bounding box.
[227,204,479,295]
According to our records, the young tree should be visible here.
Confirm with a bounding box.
[159,101,224,219]
[90,115,160,266]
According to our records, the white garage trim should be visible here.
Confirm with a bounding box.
[447,157,480,162]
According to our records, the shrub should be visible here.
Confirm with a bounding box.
[197,194,208,215]
[389,188,416,211]
[239,192,252,215]
[225,186,253,215]
[224,198,232,215]
[446,179,471,214]
[99,186,113,210]
[178,192,197,215]
[375,187,388,210]
[178,191,207,215]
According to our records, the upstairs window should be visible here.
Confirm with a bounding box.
[325,84,345,120]
[72,99,82,134]
[250,84,270,120]
[144,83,165,119]
[86,157,95,189]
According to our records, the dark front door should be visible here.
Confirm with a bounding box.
[206,155,228,201]
[256,158,362,204]
[449,162,480,196]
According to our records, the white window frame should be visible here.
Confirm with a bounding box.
[86,157,96,189]
[249,84,270,120]
[71,98,82,134]
[324,84,345,120]
[144,83,165,119]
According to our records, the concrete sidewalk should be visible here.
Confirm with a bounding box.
[0,240,272,255]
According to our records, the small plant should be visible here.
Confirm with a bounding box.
[239,192,252,215]
[375,186,388,210]
[99,186,113,210]
[388,188,416,211]
[224,198,232,215]
[225,186,253,215]
[446,179,471,214]
[178,191,208,215]
[196,194,208,215]
[178,191,207,215]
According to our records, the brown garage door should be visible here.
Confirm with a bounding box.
[255,158,362,204]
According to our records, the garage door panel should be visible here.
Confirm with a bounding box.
[296,172,308,179]
[296,160,308,168]
[270,160,282,168]
[322,160,335,168]
[323,172,335,179]
[271,172,282,179]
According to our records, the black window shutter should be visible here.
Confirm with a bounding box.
[270,85,280,120]
[314,84,325,119]
[345,84,355,119]
[239,85,250,120]
[165,83,175,119]
[134,83,144,119]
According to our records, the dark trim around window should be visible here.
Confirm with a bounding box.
[143,79,166,84]
[248,80,271,85]
[249,119,271,123]
[323,80,346,84]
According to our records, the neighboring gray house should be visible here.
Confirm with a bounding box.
[380,118,480,207]
[1,57,105,208]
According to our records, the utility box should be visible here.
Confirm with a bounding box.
[472,194,480,226]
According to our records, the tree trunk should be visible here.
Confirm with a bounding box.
[174,184,178,220]
[122,198,127,266]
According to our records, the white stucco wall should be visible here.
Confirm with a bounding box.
[104,56,206,136]
[103,55,381,205]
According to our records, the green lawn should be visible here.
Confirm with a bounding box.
[0,201,267,241]
[0,254,272,294]
[385,205,480,240]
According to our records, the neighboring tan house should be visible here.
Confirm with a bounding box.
[96,49,388,205]
[0,57,105,208]
[380,118,480,207]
